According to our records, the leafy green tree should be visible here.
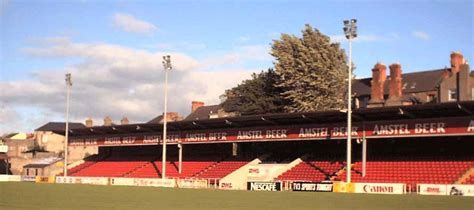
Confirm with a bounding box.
[221,69,286,115]
[271,24,348,112]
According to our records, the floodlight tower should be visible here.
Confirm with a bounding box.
[161,55,172,179]
[343,19,357,183]
[63,73,72,177]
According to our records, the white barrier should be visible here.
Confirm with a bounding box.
[110,177,175,188]
[56,176,109,185]
[418,184,448,196]
[110,177,135,186]
[0,175,21,182]
[447,185,474,196]
[418,184,474,196]
[354,183,405,194]
[21,176,36,182]
[133,178,176,188]
[177,179,208,188]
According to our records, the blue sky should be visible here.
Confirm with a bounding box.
[1,0,473,133]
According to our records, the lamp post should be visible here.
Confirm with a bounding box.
[63,73,72,177]
[343,19,357,183]
[161,55,172,179]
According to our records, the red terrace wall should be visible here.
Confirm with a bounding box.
[69,116,474,147]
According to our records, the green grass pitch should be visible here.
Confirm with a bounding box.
[1,182,473,210]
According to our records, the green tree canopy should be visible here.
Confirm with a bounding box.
[272,24,348,112]
[221,69,286,115]
[221,24,349,115]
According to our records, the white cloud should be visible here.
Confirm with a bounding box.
[155,42,207,51]
[412,31,430,40]
[201,45,272,68]
[112,13,157,35]
[2,38,256,132]
[0,105,20,134]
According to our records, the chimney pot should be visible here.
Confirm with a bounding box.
[191,101,205,113]
[103,116,112,126]
[85,117,93,127]
[388,63,403,100]
[369,63,387,103]
[450,51,465,73]
[121,117,129,125]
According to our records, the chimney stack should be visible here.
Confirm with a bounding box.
[388,63,403,100]
[191,101,205,113]
[368,63,387,105]
[103,116,112,126]
[450,51,465,73]
[121,117,129,125]
[85,117,93,127]
[166,112,178,122]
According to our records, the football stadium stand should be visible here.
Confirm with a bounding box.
[337,159,474,189]
[194,160,249,179]
[57,101,474,192]
[463,174,474,184]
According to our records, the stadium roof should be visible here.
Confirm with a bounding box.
[67,101,474,137]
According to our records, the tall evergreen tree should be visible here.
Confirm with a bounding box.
[271,24,348,112]
[221,69,286,115]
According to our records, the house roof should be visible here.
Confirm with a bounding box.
[183,105,221,121]
[352,69,447,96]
[3,133,19,139]
[147,115,164,124]
[23,163,50,168]
[35,122,86,132]
[23,157,62,168]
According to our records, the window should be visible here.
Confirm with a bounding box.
[208,111,218,119]
[472,88,474,100]
[448,88,457,101]
[427,94,435,103]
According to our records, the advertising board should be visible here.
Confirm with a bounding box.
[0,175,21,182]
[69,117,474,146]
[133,178,176,188]
[56,176,109,185]
[178,179,208,188]
[292,182,333,192]
[446,184,474,196]
[35,176,55,183]
[247,182,282,191]
[354,183,405,194]
[418,184,447,195]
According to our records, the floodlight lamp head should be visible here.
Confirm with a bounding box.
[65,73,72,86]
[343,20,350,25]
